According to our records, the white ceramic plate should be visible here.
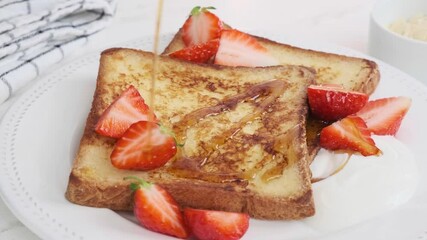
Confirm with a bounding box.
[1,34,427,240]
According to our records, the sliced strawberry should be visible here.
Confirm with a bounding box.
[184,208,249,240]
[111,121,177,170]
[355,97,411,135]
[126,177,188,239]
[320,116,380,156]
[182,6,223,46]
[214,29,278,67]
[169,39,220,63]
[95,85,157,138]
[307,84,369,121]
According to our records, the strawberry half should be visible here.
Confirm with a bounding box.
[182,6,223,46]
[307,84,369,121]
[126,177,188,239]
[320,116,380,156]
[184,208,250,240]
[95,85,156,138]
[355,96,411,135]
[111,121,177,170]
[214,29,278,67]
[169,39,220,63]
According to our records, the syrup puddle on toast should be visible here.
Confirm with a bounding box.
[168,80,300,184]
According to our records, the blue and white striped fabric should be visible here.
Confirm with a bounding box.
[0,0,117,104]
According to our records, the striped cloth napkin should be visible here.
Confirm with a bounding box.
[0,0,117,104]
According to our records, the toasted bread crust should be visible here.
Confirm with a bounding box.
[358,59,381,95]
[66,171,315,219]
[66,48,316,220]
[66,172,133,210]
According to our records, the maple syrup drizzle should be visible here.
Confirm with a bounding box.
[311,153,352,183]
[241,125,301,181]
[145,0,164,161]
[169,80,294,183]
[173,80,287,144]
[149,0,164,109]
[306,115,329,161]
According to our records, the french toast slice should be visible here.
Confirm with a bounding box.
[66,48,316,219]
[162,27,380,161]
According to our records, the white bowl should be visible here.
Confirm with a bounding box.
[369,0,427,83]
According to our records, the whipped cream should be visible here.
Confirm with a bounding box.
[304,135,419,232]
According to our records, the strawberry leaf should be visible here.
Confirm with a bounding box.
[124,176,152,191]
[190,6,201,15]
[202,6,216,11]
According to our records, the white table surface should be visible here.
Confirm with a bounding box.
[0,0,379,239]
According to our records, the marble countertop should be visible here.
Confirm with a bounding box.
[0,0,377,239]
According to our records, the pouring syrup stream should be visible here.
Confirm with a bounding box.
[147,0,164,160]
[149,0,164,109]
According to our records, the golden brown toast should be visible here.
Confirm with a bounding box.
[66,48,316,219]
[162,27,380,161]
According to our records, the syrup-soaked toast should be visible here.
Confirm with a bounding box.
[162,27,380,161]
[66,48,316,219]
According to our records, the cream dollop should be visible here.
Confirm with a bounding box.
[304,135,419,232]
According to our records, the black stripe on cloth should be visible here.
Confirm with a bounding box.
[0,21,15,35]
[51,10,105,29]
[0,0,26,8]
[76,0,85,12]
[26,0,30,13]
[0,76,13,97]
[23,10,53,28]
[1,11,105,49]
[0,49,16,62]
[15,39,21,50]
[55,45,65,58]
[28,61,39,76]
[0,46,24,62]
[4,20,17,29]
[88,9,103,14]
[55,0,84,13]
[5,31,14,40]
